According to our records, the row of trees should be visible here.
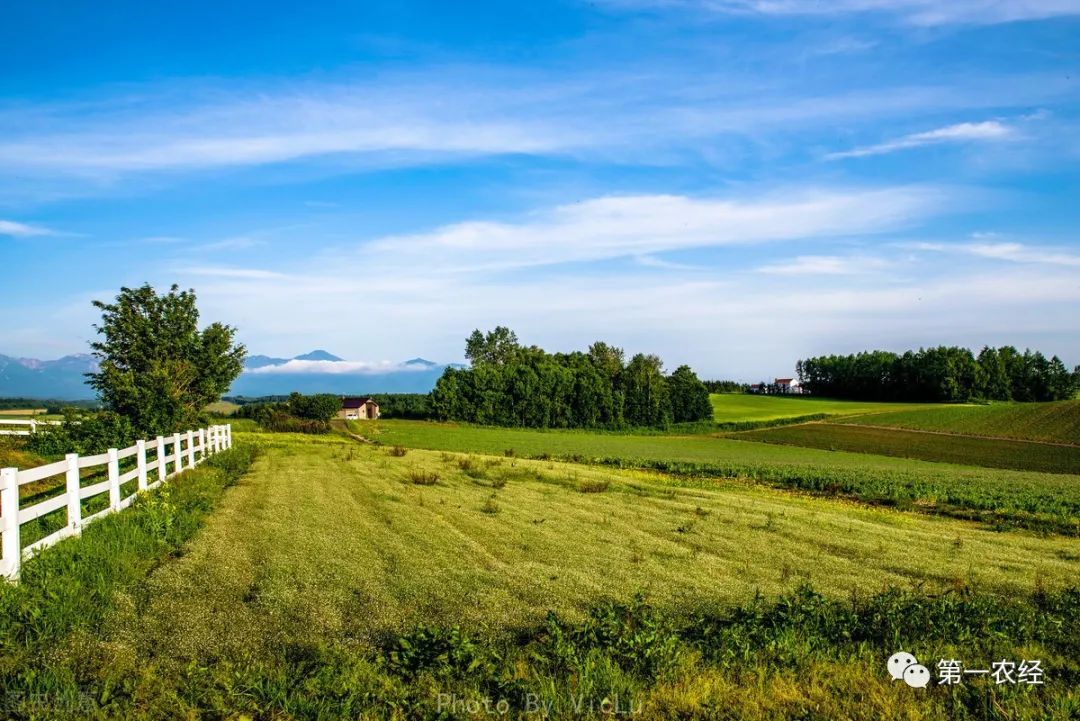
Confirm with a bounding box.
[796,346,1080,402]
[431,328,712,428]
[702,380,750,394]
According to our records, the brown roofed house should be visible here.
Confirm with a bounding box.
[339,397,380,420]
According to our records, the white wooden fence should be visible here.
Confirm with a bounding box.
[0,419,62,436]
[0,423,232,581]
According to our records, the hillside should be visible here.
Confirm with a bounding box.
[708,393,938,423]
[836,400,1080,445]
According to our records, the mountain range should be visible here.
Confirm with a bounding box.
[0,350,451,400]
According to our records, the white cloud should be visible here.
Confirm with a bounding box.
[247,359,431,375]
[0,219,55,237]
[756,254,887,275]
[0,65,1068,187]
[363,186,946,272]
[827,121,1014,159]
[608,0,1080,26]
[180,266,287,279]
[963,241,1080,267]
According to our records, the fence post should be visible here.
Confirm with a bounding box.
[65,453,81,534]
[197,428,205,463]
[107,448,121,511]
[187,430,195,468]
[173,433,183,474]
[211,425,218,454]
[156,436,166,483]
[30,419,36,434]
[226,424,233,449]
[1,467,20,581]
[136,440,148,492]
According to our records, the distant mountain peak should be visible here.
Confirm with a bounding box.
[293,349,343,362]
[403,357,438,368]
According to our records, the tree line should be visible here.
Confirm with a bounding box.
[796,346,1080,402]
[431,327,712,429]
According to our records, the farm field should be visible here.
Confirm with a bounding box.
[708,393,939,423]
[203,399,241,415]
[127,433,1080,630]
[2,429,1079,718]
[0,407,47,416]
[736,422,1080,475]
[357,420,1080,535]
[2,431,1077,719]
[835,400,1080,445]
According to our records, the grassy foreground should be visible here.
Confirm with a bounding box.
[1,431,1078,719]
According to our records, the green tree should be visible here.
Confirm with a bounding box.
[287,392,341,421]
[666,365,713,423]
[465,326,520,366]
[88,284,246,436]
[623,354,672,427]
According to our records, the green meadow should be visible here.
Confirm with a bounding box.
[1,431,1077,719]
[708,393,939,423]
[3,394,1080,719]
[836,399,1080,445]
[737,422,1080,475]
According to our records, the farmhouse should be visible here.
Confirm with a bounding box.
[339,397,380,420]
[774,378,803,394]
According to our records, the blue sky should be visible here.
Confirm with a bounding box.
[2,0,1079,380]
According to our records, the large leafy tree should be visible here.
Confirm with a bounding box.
[88,284,246,435]
[622,354,672,427]
[666,365,713,423]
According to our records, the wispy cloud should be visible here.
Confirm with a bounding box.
[247,359,432,375]
[0,65,1068,189]
[180,265,287,279]
[756,254,887,275]
[0,219,55,237]
[606,0,1080,26]
[909,239,1080,267]
[364,186,947,271]
[826,121,1014,159]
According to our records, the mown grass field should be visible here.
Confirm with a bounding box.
[836,400,1080,445]
[1,430,1078,718]
[736,422,1080,475]
[355,419,1080,535]
[708,393,938,423]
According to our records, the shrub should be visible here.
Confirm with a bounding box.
[578,478,610,494]
[261,412,330,434]
[25,409,136,457]
[409,470,439,485]
[387,445,408,457]
[481,494,500,514]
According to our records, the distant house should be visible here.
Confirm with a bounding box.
[749,383,764,394]
[774,378,804,394]
[339,397,380,420]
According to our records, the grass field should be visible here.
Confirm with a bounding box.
[1,431,1077,719]
[708,393,938,423]
[836,400,1080,445]
[0,407,47,416]
[355,419,1080,534]
[737,422,1080,475]
[204,399,241,415]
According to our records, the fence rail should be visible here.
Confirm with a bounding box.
[0,418,62,436]
[1,423,232,581]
